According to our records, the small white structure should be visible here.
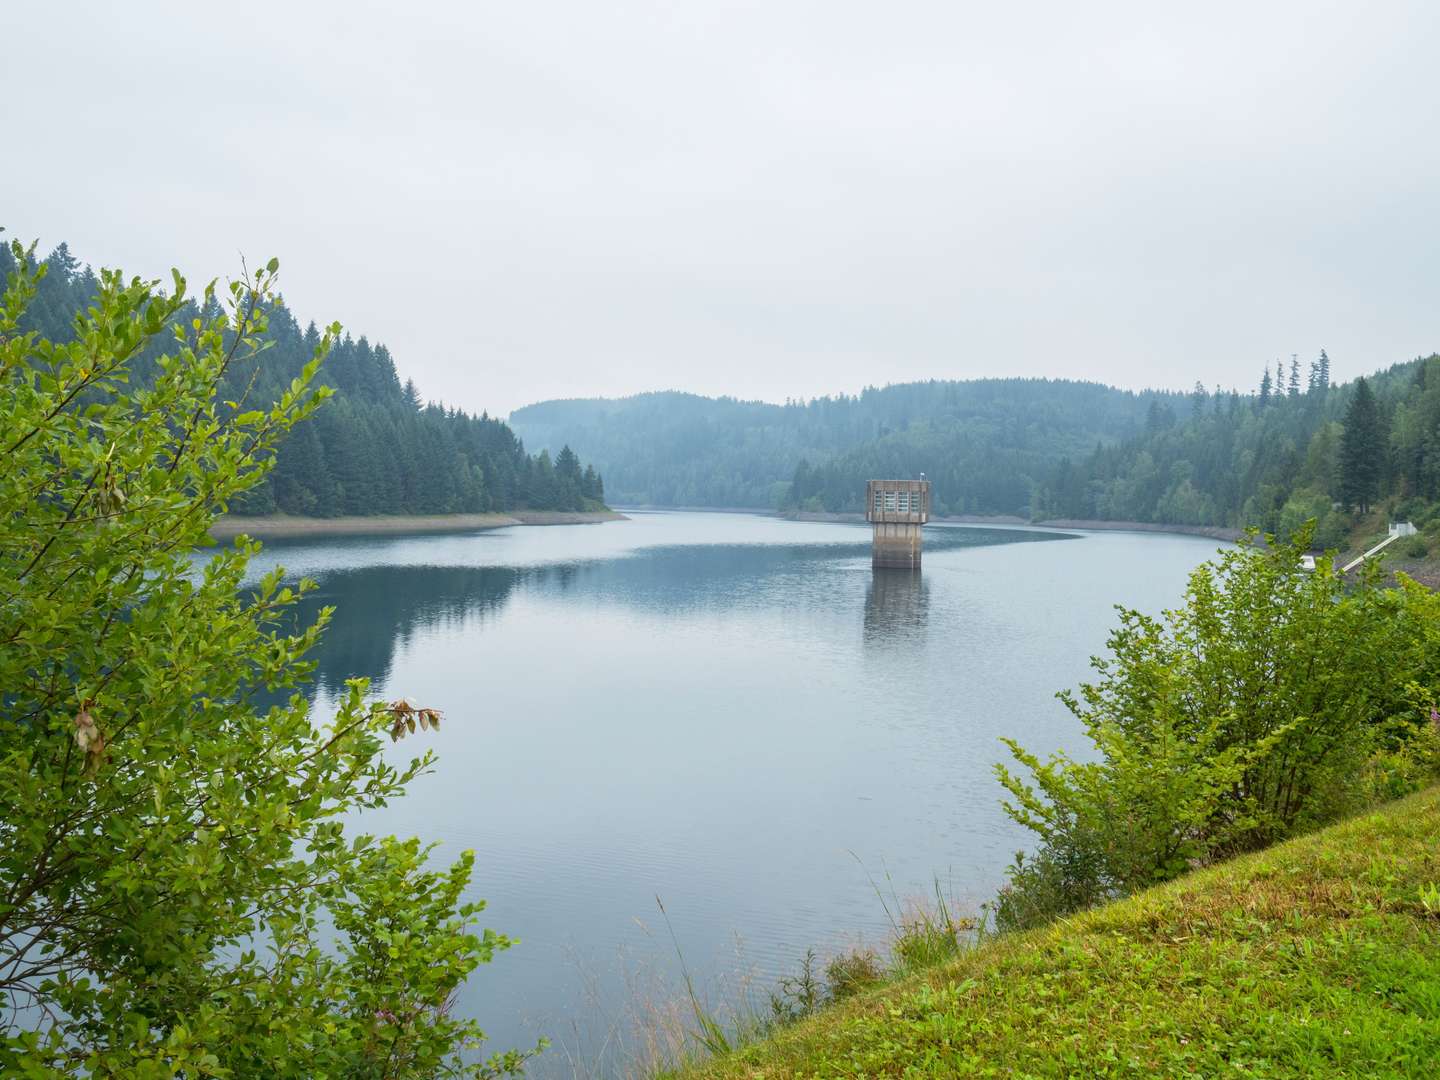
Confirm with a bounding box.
[1303,522,1418,573]
[1343,525,1417,573]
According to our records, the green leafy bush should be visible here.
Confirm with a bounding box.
[994,525,1440,930]
[0,243,532,1076]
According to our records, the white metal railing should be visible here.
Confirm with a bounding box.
[1342,532,1402,573]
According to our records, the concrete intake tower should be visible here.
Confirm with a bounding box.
[866,479,930,569]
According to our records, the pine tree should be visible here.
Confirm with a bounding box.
[1339,376,1382,513]
[528,449,557,508]
[1288,355,1301,397]
[554,445,583,509]
[1259,367,1272,406]
[581,464,602,504]
[1190,381,1208,416]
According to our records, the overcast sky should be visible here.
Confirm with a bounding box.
[5,1,1438,415]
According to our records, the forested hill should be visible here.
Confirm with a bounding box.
[510,381,1187,515]
[1034,352,1440,547]
[2,243,605,516]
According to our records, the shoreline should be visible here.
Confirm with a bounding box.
[1032,518,1246,542]
[226,504,1247,546]
[208,510,626,541]
[779,509,1031,526]
[780,509,1242,541]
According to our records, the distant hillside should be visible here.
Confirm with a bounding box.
[510,381,1188,516]
[3,242,604,517]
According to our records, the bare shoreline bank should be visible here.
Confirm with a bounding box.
[779,509,1244,542]
[209,510,627,541]
[1033,518,1245,542]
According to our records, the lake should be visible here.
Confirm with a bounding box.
[241,511,1220,1076]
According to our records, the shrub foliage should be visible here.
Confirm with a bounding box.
[0,242,531,1076]
[995,526,1440,930]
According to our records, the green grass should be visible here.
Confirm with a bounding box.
[684,786,1440,1078]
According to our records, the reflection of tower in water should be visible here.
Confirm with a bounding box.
[863,568,930,649]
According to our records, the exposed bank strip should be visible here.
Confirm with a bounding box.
[209,510,626,541]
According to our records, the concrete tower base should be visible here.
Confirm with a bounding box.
[872,521,923,569]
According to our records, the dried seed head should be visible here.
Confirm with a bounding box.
[73,705,106,772]
[74,708,98,751]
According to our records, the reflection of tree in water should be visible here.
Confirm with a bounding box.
[283,545,842,700]
[284,564,525,697]
[863,569,930,649]
[269,526,1070,702]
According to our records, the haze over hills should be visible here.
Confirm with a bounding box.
[509,381,1188,516]
[17,240,1437,545]
[514,350,1440,543]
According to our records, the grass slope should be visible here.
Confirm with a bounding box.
[689,786,1440,1078]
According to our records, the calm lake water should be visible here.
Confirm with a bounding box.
[241,511,1220,1075]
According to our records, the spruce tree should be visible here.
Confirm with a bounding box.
[581,464,602,504]
[1339,376,1382,513]
[1190,381,1208,416]
[554,445,583,509]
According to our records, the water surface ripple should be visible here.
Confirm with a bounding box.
[239,511,1219,1073]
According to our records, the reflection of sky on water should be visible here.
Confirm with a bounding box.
[218,512,1218,1075]
[251,519,1067,698]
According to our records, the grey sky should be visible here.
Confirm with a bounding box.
[6,1,1438,415]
